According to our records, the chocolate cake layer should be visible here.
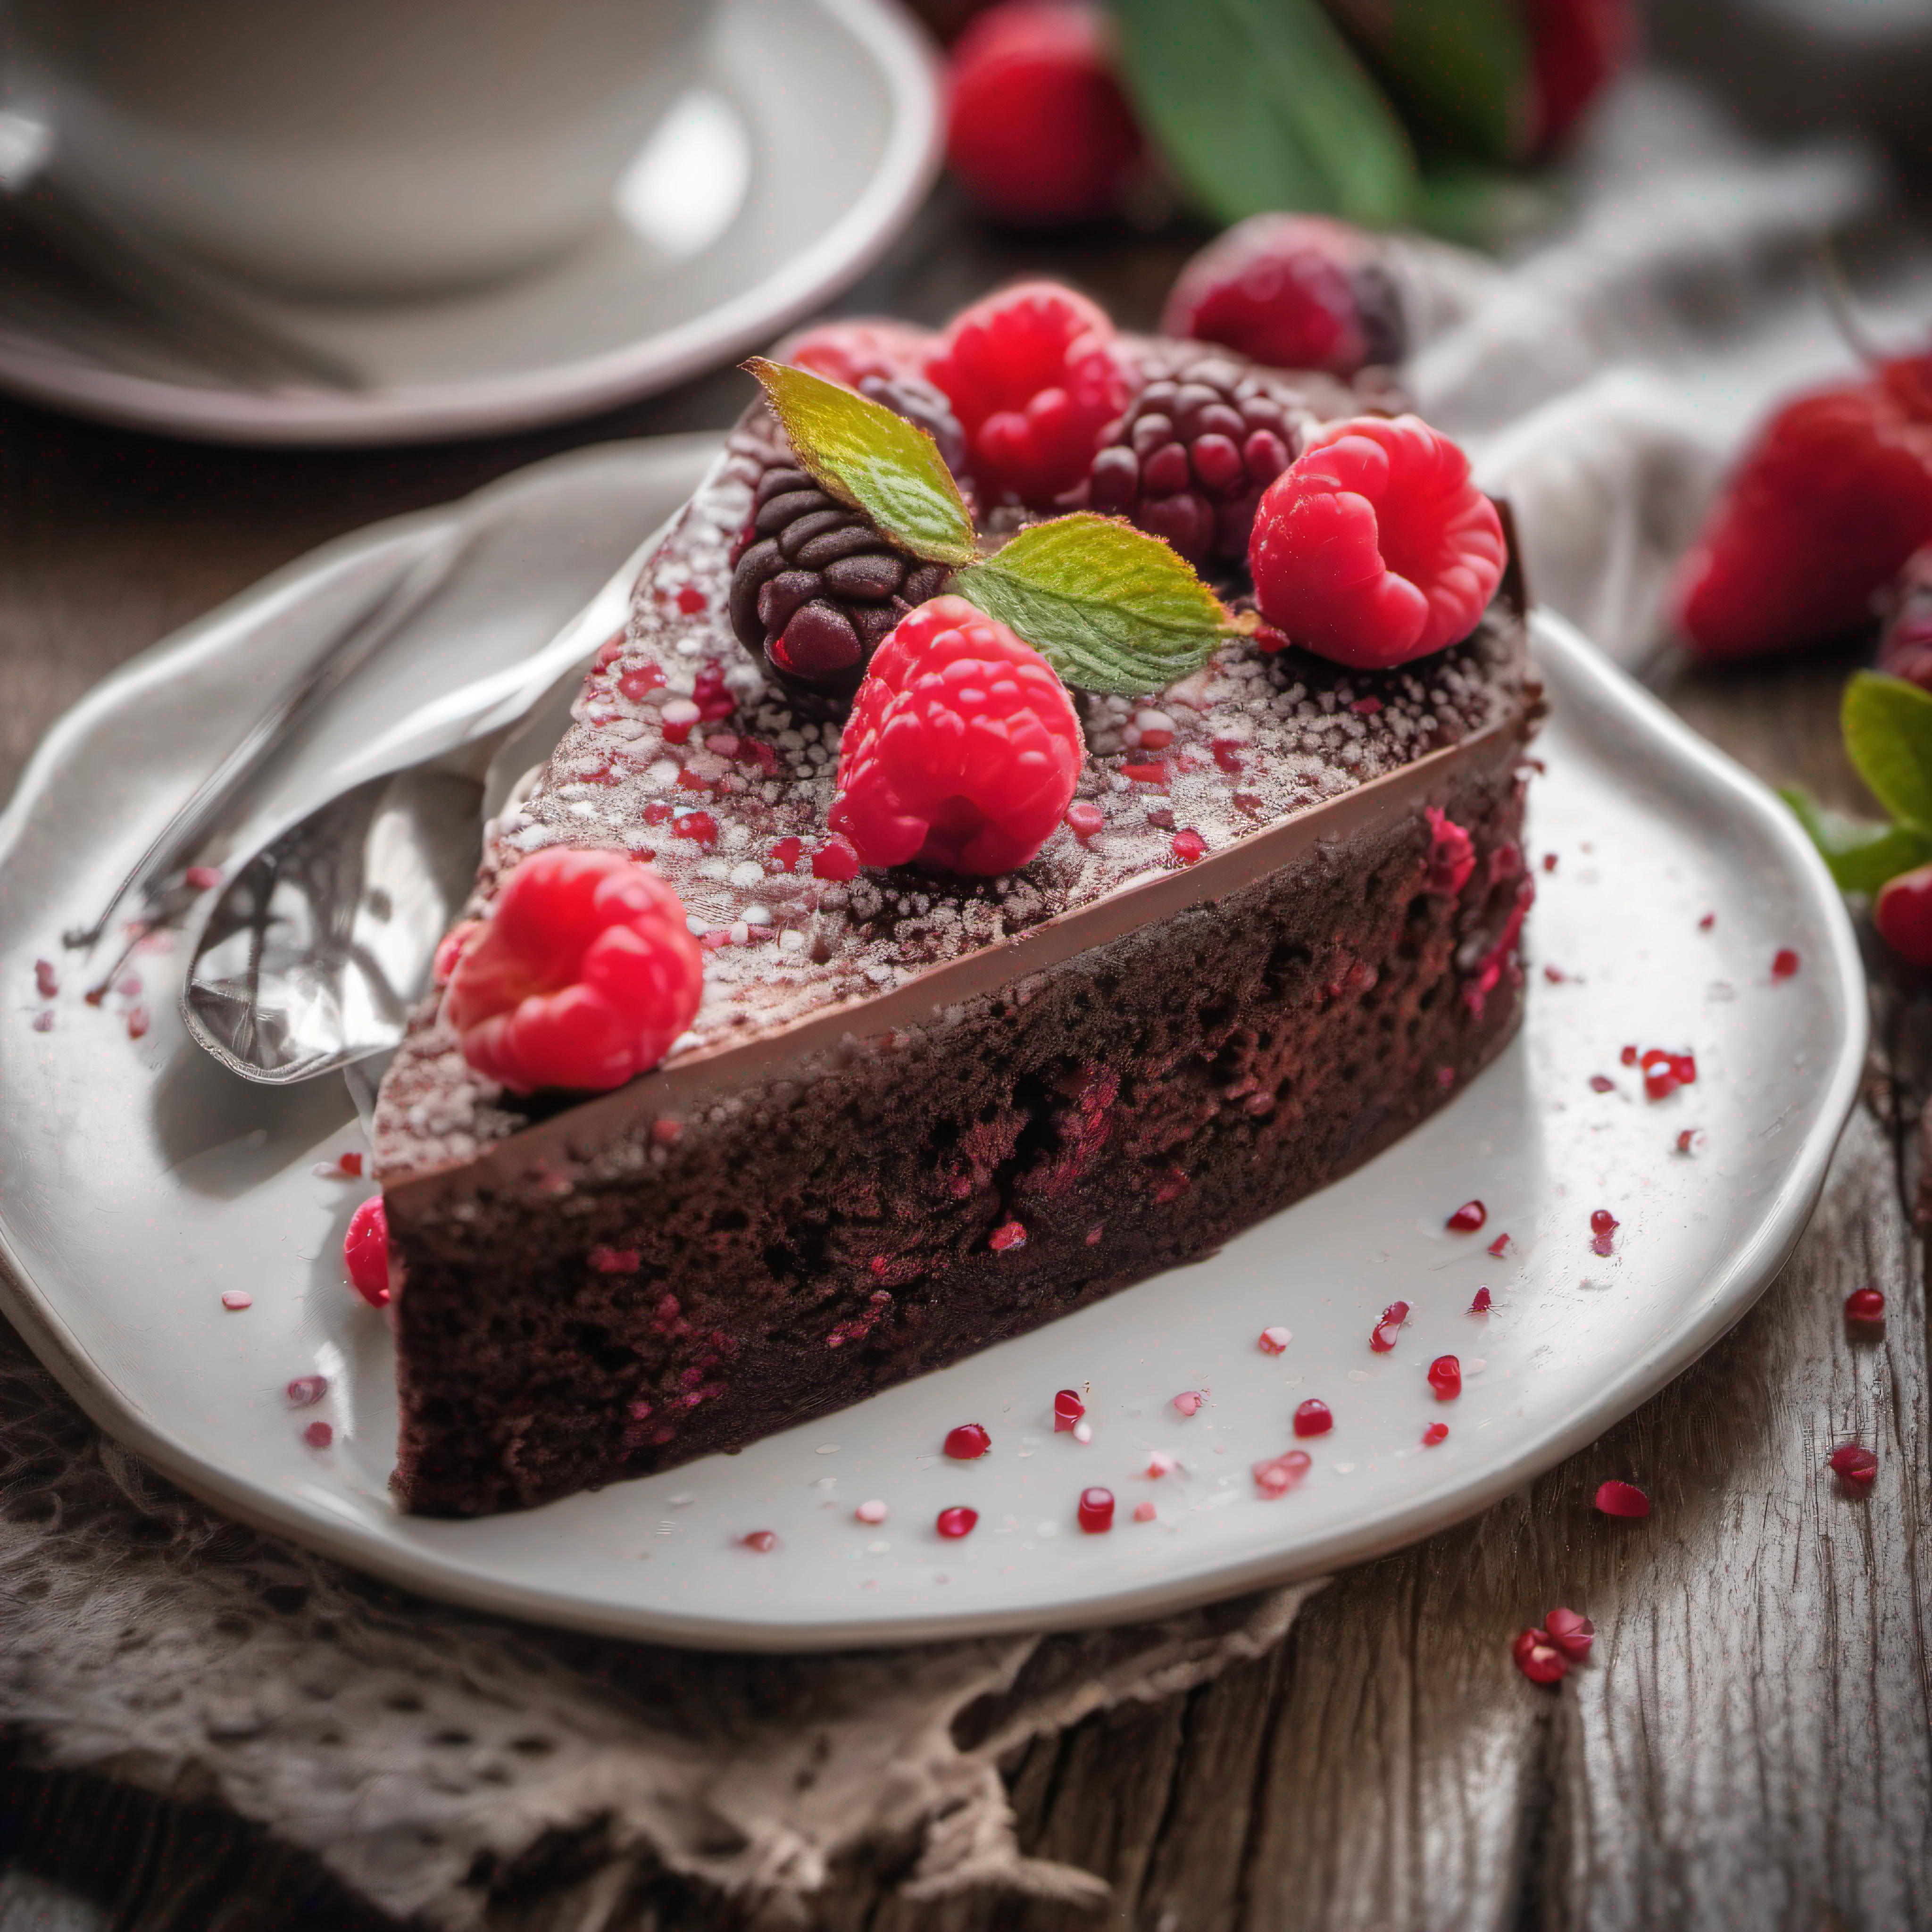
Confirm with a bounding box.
[375,375,1540,1517]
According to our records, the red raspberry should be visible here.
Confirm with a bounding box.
[781,317,933,390]
[1672,367,1932,659]
[944,2,1142,225]
[1525,0,1636,156]
[445,849,703,1094]
[829,596,1083,875]
[343,1195,391,1308]
[924,283,1129,501]
[1161,214,1406,377]
[1876,861,1932,966]
[1249,416,1506,668]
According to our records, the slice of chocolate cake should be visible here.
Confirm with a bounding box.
[373,292,1541,1517]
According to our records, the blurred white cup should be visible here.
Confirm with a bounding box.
[4,0,715,298]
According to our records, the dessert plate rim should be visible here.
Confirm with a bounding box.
[0,440,1865,1651]
[0,0,940,446]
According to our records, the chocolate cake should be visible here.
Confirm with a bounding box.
[373,314,1541,1518]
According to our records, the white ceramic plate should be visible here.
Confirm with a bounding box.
[0,0,939,445]
[0,439,1865,1651]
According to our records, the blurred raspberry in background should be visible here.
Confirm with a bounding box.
[921,0,1636,233]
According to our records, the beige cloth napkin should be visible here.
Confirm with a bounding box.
[0,1321,1321,1925]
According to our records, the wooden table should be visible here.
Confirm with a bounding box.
[2,192,1927,1932]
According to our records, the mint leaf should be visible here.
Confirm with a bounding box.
[1369,0,1532,165]
[948,514,1232,695]
[1113,0,1417,230]
[1781,786,1932,894]
[1842,671,1932,833]
[743,359,975,566]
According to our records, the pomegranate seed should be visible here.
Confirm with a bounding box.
[1253,1450,1311,1496]
[1486,1232,1509,1257]
[1171,829,1207,864]
[1544,1607,1594,1659]
[936,1506,978,1539]
[1590,1208,1618,1257]
[1620,1045,1639,1066]
[1120,761,1166,784]
[1829,1444,1878,1490]
[1699,911,1715,929]
[1053,1388,1086,1431]
[1293,1398,1332,1438]
[1543,964,1568,983]
[1845,1288,1886,1323]
[220,1290,252,1311]
[855,1499,888,1524]
[1134,1500,1158,1522]
[1427,1355,1462,1400]
[1258,1325,1292,1355]
[1422,1422,1449,1446]
[285,1375,328,1407]
[742,1530,779,1552]
[126,1006,150,1040]
[1512,1628,1568,1685]
[1078,1486,1116,1532]
[944,1423,991,1460]
[1594,1480,1650,1518]
[1172,1391,1203,1416]
[1066,799,1105,841]
[1640,1047,1697,1100]
[33,959,57,998]
[1370,1300,1409,1351]
[336,1150,364,1177]
[1771,948,1800,979]
[1676,1128,1702,1154]
[677,584,708,614]
[1543,853,1558,872]
[989,1220,1027,1252]
[675,810,718,846]
[303,1421,333,1449]
[1468,1287,1492,1314]
[1589,1074,1616,1093]
[1447,1199,1487,1232]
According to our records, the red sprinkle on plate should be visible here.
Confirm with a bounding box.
[1594,1479,1650,1518]
[1077,1486,1115,1532]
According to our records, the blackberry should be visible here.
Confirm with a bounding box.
[1079,356,1318,566]
[729,468,950,719]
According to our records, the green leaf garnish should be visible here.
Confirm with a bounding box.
[1781,786,1932,894]
[948,515,1233,696]
[743,358,975,566]
[1842,671,1932,834]
[1112,0,1418,232]
[1361,0,1531,166]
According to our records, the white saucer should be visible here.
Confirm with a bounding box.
[0,438,1865,1650]
[0,0,940,445]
